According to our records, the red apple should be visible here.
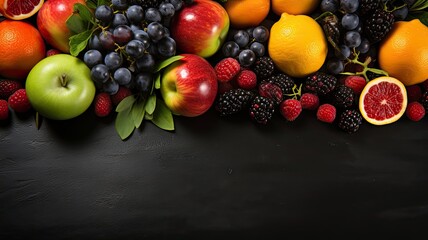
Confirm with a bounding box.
[170,0,229,58]
[37,0,86,53]
[160,54,218,117]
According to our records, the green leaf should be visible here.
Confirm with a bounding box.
[74,3,94,23]
[69,29,93,56]
[115,107,135,140]
[145,113,153,120]
[145,94,156,115]
[85,0,97,9]
[410,0,428,11]
[154,72,161,89]
[151,98,174,131]
[407,11,428,27]
[132,98,146,128]
[116,95,136,112]
[66,14,87,34]
[153,55,184,72]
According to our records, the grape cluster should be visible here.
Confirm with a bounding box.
[319,0,410,75]
[83,0,188,95]
[221,25,270,68]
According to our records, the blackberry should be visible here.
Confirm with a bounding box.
[304,72,337,96]
[332,85,354,109]
[338,109,363,133]
[359,0,381,15]
[249,96,275,124]
[421,91,428,111]
[265,73,295,96]
[216,89,255,116]
[363,9,395,43]
[252,56,275,80]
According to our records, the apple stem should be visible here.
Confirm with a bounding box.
[60,74,68,87]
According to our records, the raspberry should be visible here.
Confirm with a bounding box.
[300,93,319,110]
[110,86,132,106]
[0,79,23,100]
[406,85,422,102]
[236,70,257,90]
[316,104,336,123]
[0,99,9,120]
[214,57,241,82]
[94,92,113,117]
[8,89,31,113]
[280,99,302,121]
[344,75,367,95]
[406,102,425,121]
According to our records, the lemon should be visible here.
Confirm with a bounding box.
[268,13,328,78]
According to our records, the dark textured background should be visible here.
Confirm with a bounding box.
[1,108,428,239]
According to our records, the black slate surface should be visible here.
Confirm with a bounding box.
[1,108,428,239]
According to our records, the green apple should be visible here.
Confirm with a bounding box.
[26,54,96,120]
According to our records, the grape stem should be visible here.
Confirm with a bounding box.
[341,49,389,82]
[284,84,303,100]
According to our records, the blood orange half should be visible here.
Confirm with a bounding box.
[359,76,408,125]
[0,0,44,20]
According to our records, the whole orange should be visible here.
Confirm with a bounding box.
[224,0,270,28]
[0,20,46,80]
[378,19,428,86]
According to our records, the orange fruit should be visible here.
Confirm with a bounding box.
[0,20,46,80]
[378,19,428,86]
[271,0,320,15]
[224,0,270,28]
[268,13,328,78]
[359,76,407,125]
[0,0,44,20]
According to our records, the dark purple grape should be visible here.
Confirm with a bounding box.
[113,25,133,45]
[133,30,151,49]
[167,0,183,10]
[341,13,359,30]
[147,22,166,42]
[335,44,351,60]
[145,8,162,23]
[357,38,370,54]
[91,64,110,83]
[99,31,116,51]
[238,49,256,67]
[222,41,240,58]
[126,5,144,24]
[344,31,361,48]
[84,49,103,68]
[159,2,175,17]
[157,36,176,57]
[95,5,113,24]
[104,52,123,70]
[320,0,338,13]
[249,42,265,57]
[234,30,250,48]
[252,26,269,43]
[88,34,103,52]
[340,0,359,13]
[112,0,128,10]
[326,58,344,74]
[125,39,146,59]
[113,67,132,85]
[112,13,129,27]
[135,73,153,93]
[136,53,156,72]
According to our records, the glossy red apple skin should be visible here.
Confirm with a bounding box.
[160,54,218,117]
[37,0,86,53]
[170,0,229,58]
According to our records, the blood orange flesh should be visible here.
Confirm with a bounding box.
[0,0,44,20]
[359,76,407,125]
